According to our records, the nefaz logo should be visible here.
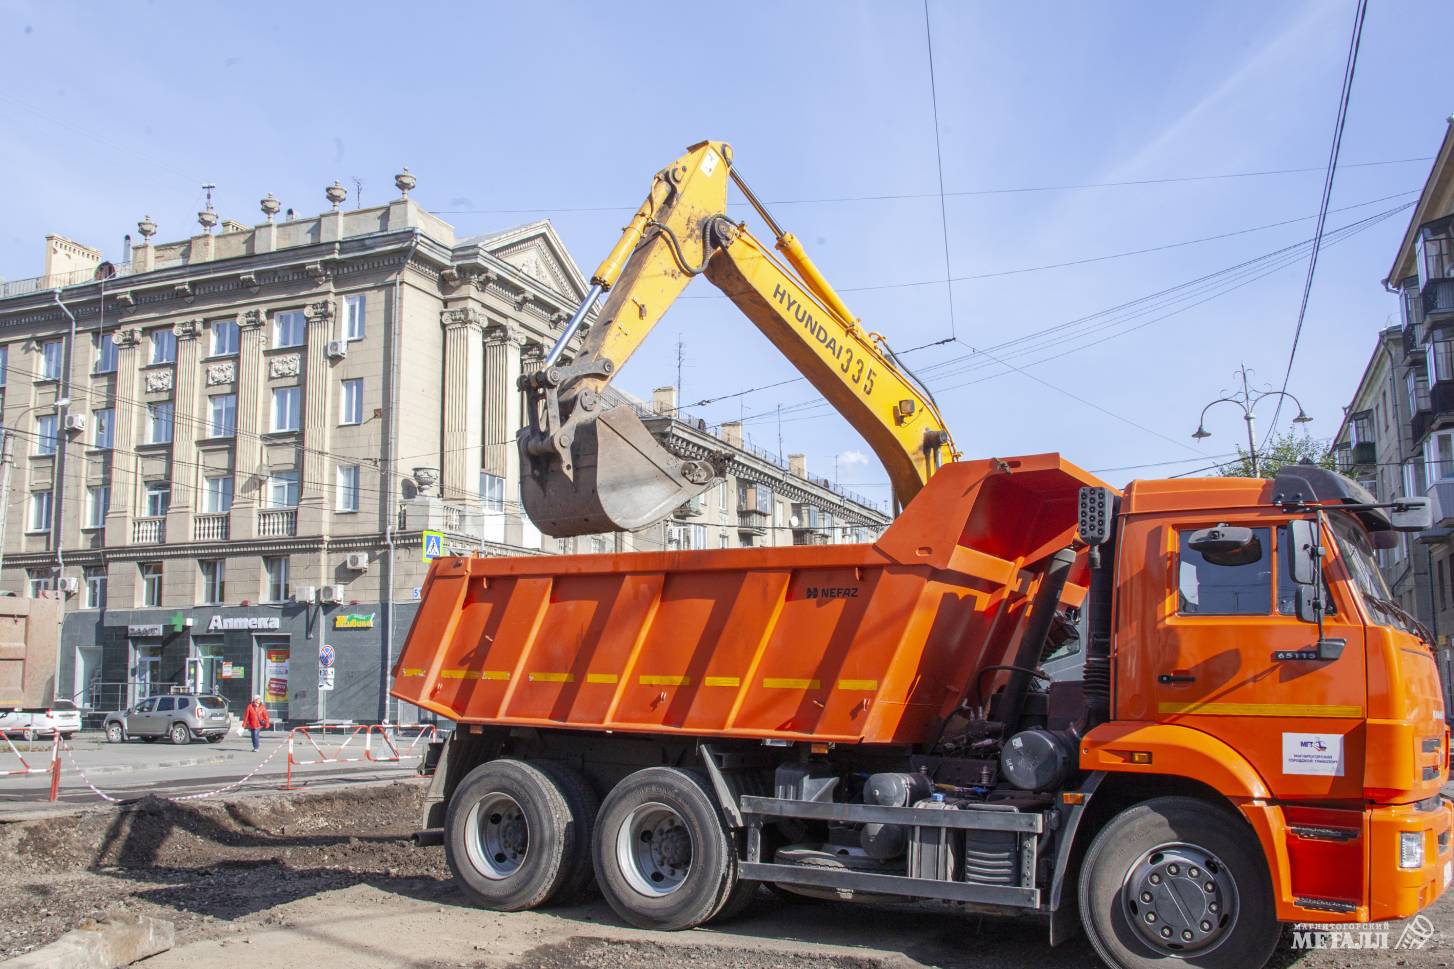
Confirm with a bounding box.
[805,586,859,600]
[772,284,877,396]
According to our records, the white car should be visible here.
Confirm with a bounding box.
[0,699,82,740]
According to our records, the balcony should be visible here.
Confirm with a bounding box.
[1424,277,1454,321]
[131,517,164,544]
[674,494,705,518]
[257,508,297,538]
[193,513,230,542]
[1427,480,1454,528]
[737,509,769,535]
[1413,382,1454,443]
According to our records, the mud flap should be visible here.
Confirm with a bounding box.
[519,404,714,537]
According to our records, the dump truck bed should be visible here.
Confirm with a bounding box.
[391,454,1105,746]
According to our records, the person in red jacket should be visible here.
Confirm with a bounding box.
[242,697,271,751]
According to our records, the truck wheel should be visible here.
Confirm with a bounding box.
[1078,796,1279,969]
[531,760,600,903]
[593,767,737,930]
[445,759,588,911]
[105,724,124,744]
[169,722,191,745]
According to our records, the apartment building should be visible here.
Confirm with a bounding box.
[0,174,888,724]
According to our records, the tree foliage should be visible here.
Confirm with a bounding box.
[1216,430,1336,479]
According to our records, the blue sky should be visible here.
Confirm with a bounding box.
[2,1,1450,504]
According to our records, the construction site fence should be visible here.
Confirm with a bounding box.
[285,723,439,789]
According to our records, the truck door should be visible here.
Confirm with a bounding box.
[1130,520,1367,800]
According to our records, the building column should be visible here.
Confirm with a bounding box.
[165,319,202,543]
[297,298,335,536]
[104,327,143,548]
[232,309,266,540]
[441,307,485,502]
[483,323,521,488]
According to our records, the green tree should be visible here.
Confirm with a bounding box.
[1216,430,1336,479]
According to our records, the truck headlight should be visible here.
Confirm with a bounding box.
[1400,831,1425,870]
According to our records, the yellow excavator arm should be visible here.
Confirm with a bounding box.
[518,140,958,537]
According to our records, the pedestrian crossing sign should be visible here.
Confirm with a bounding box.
[422,530,445,562]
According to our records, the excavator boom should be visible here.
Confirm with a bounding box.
[518,141,956,536]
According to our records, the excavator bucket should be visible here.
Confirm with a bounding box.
[519,404,714,537]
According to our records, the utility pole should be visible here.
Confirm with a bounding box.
[1192,363,1312,476]
[0,429,14,579]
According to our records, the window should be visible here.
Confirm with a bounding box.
[28,491,52,532]
[1408,368,1431,416]
[336,464,360,512]
[139,562,163,607]
[208,394,236,437]
[146,401,173,444]
[1428,330,1454,385]
[40,340,62,380]
[1425,431,1454,482]
[144,481,170,518]
[480,472,504,512]
[156,697,174,713]
[94,332,117,373]
[1176,526,1271,616]
[203,475,233,513]
[210,318,239,356]
[264,556,289,602]
[35,414,57,455]
[267,471,298,508]
[93,407,113,449]
[272,310,306,348]
[344,294,365,340]
[271,386,300,432]
[83,566,106,610]
[0,345,8,386]
[667,523,707,550]
[85,485,110,529]
[1439,560,1448,612]
[199,560,225,605]
[150,328,175,365]
[339,378,363,425]
[26,569,51,598]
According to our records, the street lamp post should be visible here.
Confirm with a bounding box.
[1191,365,1312,477]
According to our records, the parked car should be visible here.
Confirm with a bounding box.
[0,699,82,740]
[103,694,231,745]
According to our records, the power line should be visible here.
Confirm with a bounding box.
[922,0,956,340]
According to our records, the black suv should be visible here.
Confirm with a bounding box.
[103,694,231,744]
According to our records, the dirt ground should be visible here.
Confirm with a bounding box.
[1,781,1450,969]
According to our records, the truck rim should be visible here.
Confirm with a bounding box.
[617,801,693,897]
[1120,841,1238,953]
[465,792,529,880]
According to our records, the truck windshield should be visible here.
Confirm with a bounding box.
[1329,514,1421,637]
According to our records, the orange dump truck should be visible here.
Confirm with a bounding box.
[393,455,1451,969]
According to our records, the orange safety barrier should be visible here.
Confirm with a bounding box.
[284,724,368,790]
[365,723,439,763]
[0,729,62,800]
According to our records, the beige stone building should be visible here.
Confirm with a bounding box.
[0,174,888,723]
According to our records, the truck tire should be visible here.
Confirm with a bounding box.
[530,760,600,904]
[105,724,124,744]
[445,759,587,911]
[1078,796,1279,969]
[169,722,191,745]
[593,767,738,930]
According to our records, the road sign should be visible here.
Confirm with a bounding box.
[318,668,335,691]
[318,643,335,669]
[422,530,444,561]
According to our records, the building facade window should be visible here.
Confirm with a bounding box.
[336,464,360,512]
[94,332,118,373]
[264,556,289,602]
[40,340,62,380]
[203,475,233,513]
[210,318,239,356]
[271,386,300,432]
[93,407,113,449]
[208,394,236,437]
[267,471,298,508]
[150,328,176,365]
[339,378,363,425]
[480,472,504,512]
[85,484,110,529]
[144,481,170,518]
[200,560,225,605]
[139,562,163,607]
[1425,431,1454,481]
[272,310,306,348]
[344,294,365,340]
[28,490,52,532]
[0,345,9,386]
[146,401,174,444]
[83,566,107,610]
[26,569,51,598]
[35,414,57,455]
[1427,330,1454,384]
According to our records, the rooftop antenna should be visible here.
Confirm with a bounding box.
[351,175,363,209]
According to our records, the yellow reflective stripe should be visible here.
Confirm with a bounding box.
[528,672,575,683]
[764,678,821,690]
[399,668,426,678]
[586,673,619,685]
[439,669,510,681]
[1158,701,1363,718]
[704,676,741,688]
[640,675,690,687]
[836,679,878,691]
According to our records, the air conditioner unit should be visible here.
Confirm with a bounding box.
[318,584,344,604]
[344,552,369,571]
[64,414,86,432]
[295,585,317,603]
[57,577,79,594]
[325,339,348,359]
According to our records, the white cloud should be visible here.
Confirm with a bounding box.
[837,449,871,466]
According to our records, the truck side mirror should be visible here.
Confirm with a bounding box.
[1287,519,1317,586]
[1390,496,1433,532]
[1295,585,1320,624]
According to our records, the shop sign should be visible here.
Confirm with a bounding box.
[265,649,289,703]
[221,661,245,679]
[206,615,282,632]
[127,624,165,637]
[333,613,376,630]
